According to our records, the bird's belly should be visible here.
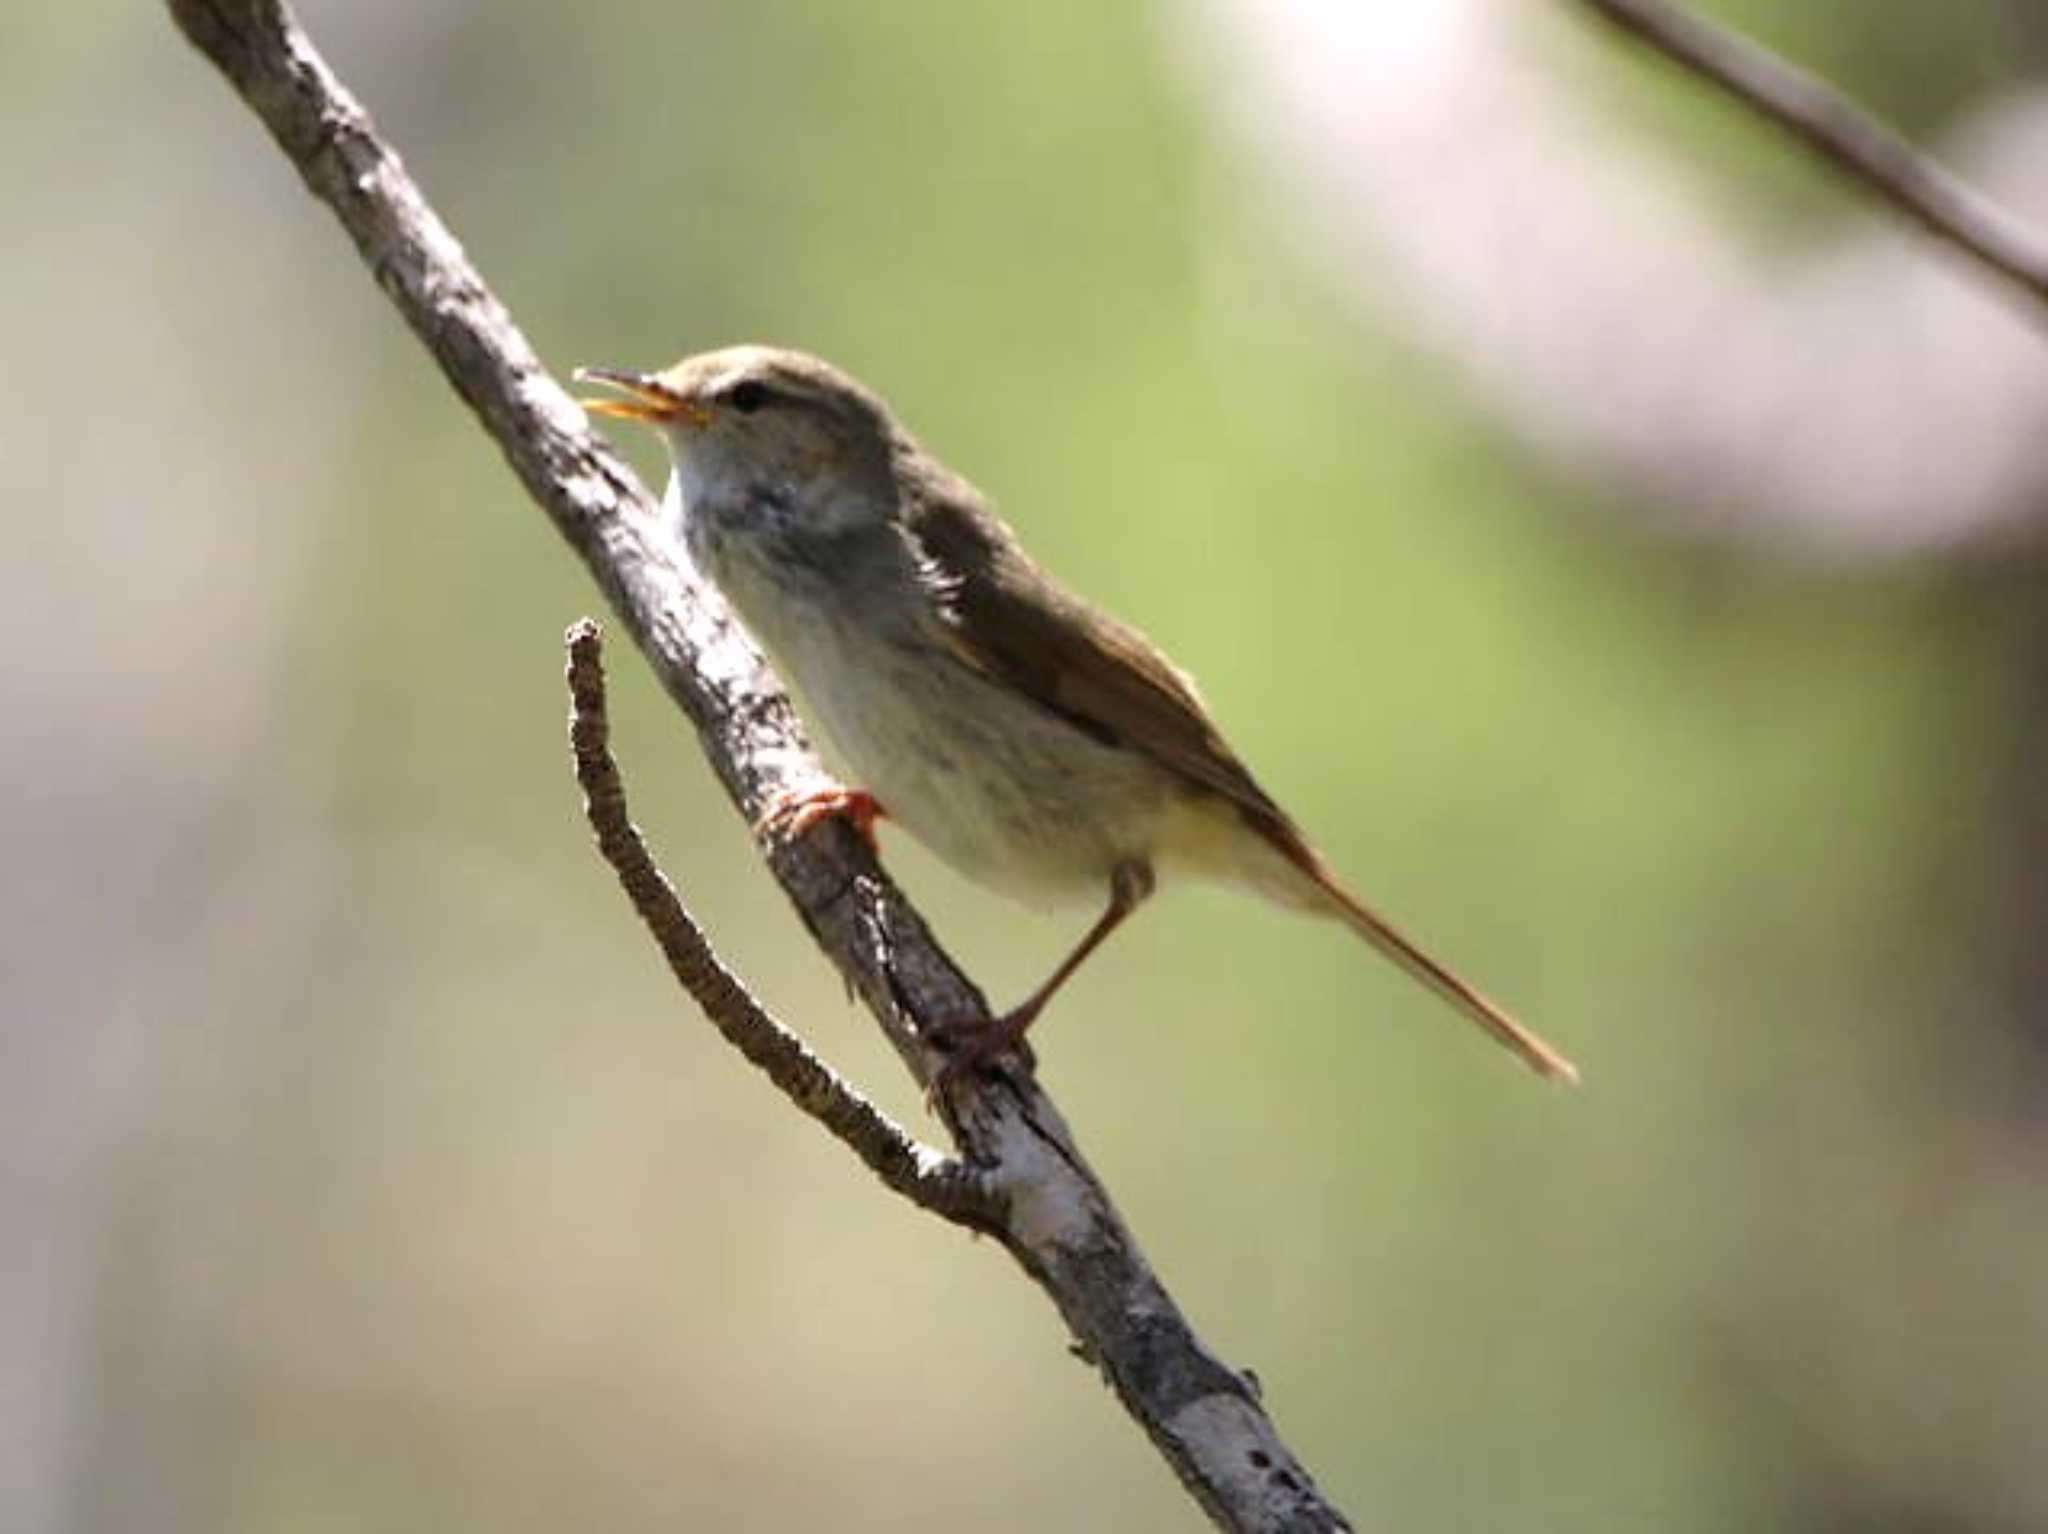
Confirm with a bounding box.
[778,626,1169,905]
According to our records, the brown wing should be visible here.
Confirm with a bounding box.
[904,485,1296,839]
[906,480,1579,1083]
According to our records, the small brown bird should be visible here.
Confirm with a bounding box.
[579,346,1576,1089]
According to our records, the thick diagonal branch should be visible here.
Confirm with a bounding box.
[166,1,1353,1528]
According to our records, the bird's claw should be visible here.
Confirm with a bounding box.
[922,1010,1038,1112]
[752,785,885,856]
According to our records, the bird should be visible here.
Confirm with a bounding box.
[577,345,1576,1091]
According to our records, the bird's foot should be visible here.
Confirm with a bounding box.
[924,1006,1041,1110]
[752,784,885,856]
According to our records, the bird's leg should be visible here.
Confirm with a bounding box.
[753,784,886,857]
[929,859,1156,1100]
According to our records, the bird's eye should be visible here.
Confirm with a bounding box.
[726,380,770,415]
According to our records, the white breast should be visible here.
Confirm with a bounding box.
[672,474,1179,904]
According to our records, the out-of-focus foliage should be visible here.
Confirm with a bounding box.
[6,2,2044,1531]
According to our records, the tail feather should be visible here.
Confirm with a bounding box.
[1195,798,1580,1083]
[1270,834,1578,1084]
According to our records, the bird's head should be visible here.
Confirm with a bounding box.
[577,344,903,539]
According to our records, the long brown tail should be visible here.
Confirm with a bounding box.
[1307,856,1579,1084]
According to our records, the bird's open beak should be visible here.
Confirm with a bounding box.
[573,366,711,425]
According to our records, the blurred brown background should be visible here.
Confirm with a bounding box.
[8,1,2048,1529]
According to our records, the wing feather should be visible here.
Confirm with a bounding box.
[904,484,1296,841]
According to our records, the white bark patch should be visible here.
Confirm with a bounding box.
[1169,1393,1308,1517]
[989,1115,1097,1250]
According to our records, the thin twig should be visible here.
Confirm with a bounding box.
[564,620,1000,1232]
[165,2,1353,1528]
[1578,0,2048,315]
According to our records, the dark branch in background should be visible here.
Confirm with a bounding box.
[166,1,1351,1529]
[1578,0,2048,315]
[564,621,1000,1232]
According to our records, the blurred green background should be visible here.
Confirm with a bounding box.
[8,2,2048,1530]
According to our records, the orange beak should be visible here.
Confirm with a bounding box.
[574,366,711,425]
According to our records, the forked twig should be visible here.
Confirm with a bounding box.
[564,619,999,1231]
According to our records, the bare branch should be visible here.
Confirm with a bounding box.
[1577,0,2048,315]
[167,1,1353,1527]
[564,620,1001,1232]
